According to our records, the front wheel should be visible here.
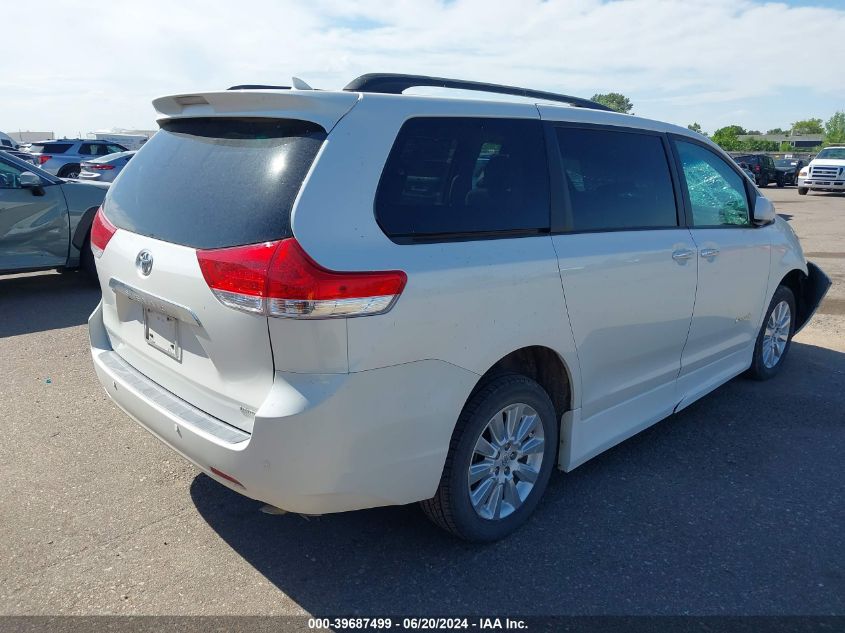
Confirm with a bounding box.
[420,374,558,542]
[747,286,795,380]
[798,187,809,196]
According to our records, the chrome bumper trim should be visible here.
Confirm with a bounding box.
[109,278,202,327]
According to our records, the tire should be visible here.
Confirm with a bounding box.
[80,234,97,280]
[798,187,809,196]
[776,174,785,188]
[757,177,767,188]
[747,285,796,381]
[420,374,558,542]
[59,164,80,179]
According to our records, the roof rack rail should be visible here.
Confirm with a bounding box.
[343,73,612,111]
[227,84,291,91]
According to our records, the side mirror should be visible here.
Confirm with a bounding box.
[753,195,776,225]
[19,172,45,196]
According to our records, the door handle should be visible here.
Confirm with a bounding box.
[700,248,720,258]
[672,249,694,262]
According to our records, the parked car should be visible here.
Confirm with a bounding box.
[0,131,18,149]
[79,151,135,183]
[732,154,782,187]
[797,146,845,195]
[88,74,830,542]
[28,139,128,179]
[775,158,805,186]
[0,147,37,165]
[0,151,108,275]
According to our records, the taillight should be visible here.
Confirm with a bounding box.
[197,238,407,319]
[38,155,51,165]
[754,165,761,172]
[89,207,117,258]
[87,164,115,170]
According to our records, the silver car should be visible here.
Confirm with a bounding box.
[0,151,108,275]
[79,151,135,183]
[28,139,128,179]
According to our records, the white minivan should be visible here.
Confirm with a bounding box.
[88,74,830,541]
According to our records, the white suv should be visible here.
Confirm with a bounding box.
[88,74,830,541]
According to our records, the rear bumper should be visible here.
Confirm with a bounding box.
[89,302,478,514]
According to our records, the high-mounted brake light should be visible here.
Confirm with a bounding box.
[38,155,51,165]
[89,207,117,258]
[197,238,407,319]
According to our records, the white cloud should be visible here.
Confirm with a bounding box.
[2,0,844,135]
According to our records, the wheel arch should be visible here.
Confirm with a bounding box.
[468,345,574,425]
[71,205,100,252]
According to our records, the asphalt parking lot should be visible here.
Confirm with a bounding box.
[0,188,843,616]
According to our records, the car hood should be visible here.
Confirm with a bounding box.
[810,159,845,168]
[60,179,109,212]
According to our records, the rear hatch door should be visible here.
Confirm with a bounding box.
[95,112,342,432]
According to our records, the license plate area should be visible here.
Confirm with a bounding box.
[144,307,181,361]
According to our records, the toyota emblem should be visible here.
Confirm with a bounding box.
[136,250,154,276]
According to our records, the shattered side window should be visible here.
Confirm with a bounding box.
[676,141,750,227]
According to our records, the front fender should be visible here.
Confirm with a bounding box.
[795,262,832,334]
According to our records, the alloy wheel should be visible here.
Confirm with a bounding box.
[762,300,791,369]
[467,403,545,520]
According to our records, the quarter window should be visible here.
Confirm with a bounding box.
[375,118,550,239]
[554,127,678,231]
[675,140,750,227]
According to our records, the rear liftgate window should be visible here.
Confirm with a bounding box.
[375,117,550,241]
[103,118,326,249]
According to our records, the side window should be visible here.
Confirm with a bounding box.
[375,117,550,239]
[106,144,124,154]
[78,143,96,155]
[554,127,678,232]
[675,140,750,227]
[0,159,24,189]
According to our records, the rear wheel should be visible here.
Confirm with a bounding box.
[420,374,558,542]
[747,285,795,380]
[757,176,767,188]
[80,234,97,279]
[798,187,809,195]
[59,164,80,179]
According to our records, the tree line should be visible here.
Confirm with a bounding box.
[590,92,845,152]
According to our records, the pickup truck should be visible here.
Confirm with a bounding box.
[797,147,845,195]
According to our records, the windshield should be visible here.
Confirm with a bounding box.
[104,117,326,249]
[815,148,845,160]
[775,159,798,167]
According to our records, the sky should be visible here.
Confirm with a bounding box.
[2,0,845,138]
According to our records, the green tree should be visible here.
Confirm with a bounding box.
[591,92,633,114]
[824,111,845,145]
[767,127,786,135]
[747,130,762,135]
[711,125,747,151]
[687,122,706,136]
[791,118,824,135]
